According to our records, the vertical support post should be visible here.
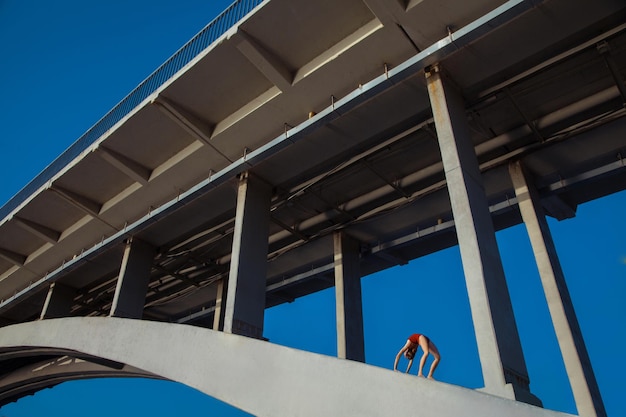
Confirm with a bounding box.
[213,278,227,331]
[224,172,271,339]
[334,231,365,362]
[40,282,75,319]
[110,237,156,319]
[509,161,607,417]
[425,64,536,403]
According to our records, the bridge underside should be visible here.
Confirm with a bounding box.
[0,0,623,327]
[0,318,576,417]
[0,0,624,414]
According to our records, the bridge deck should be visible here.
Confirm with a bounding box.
[0,0,623,327]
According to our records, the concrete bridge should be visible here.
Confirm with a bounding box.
[0,0,625,415]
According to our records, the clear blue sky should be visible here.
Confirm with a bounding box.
[0,1,624,416]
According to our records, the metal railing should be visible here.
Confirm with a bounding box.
[0,0,263,220]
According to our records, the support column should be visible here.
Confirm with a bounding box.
[110,237,156,319]
[212,278,227,331]
[426,64,536,403]
[40,282,75,319]
[334,231,365,362]
[509,161,607,417]
[224,172,271,339]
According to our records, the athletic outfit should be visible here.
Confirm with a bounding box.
[408,334,428,345]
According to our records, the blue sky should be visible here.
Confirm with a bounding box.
[0,1,624,416]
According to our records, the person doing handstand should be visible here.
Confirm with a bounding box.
[393,333,441,379]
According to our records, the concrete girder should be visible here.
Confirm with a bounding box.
[96,147,152,185]
[151,96,233,164]
[361,0,423,51]
[0,248,26,267]
[234,30,294,92]
[11,216,60,244]
[596,40,626,104]
[541,194,577,221]
[292,18,383,85]
[0,318,576,417]
[49,185,102,218]
[361,0,404,27]
[212,87,281,138]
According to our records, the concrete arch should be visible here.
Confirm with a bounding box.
[0,318,573,417]
[0,348,159,405]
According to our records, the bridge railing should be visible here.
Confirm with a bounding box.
[0,0,263,221]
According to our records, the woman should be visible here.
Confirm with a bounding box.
[393,333,441,379]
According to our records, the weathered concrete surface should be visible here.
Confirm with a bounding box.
[0,318,576,417]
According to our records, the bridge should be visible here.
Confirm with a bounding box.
[0,0,624,416]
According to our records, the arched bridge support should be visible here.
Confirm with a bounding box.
[0,318,576,417]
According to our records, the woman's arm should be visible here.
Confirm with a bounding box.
[405,358,414,373]
[393,339,411,371]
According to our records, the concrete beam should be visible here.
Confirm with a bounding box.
[110,238,156,319]
[12,216,60,244]
[49,185,102,217]
[0,248,26,267]
[235,30,294,92]
[509,160,607,417]
[425,64,535,402]
[223,172,271,339]
[96,147,151,185]
[541,194,577,220]
[334,231,365,362]
[293,19,383,84]
[152,96,214,145]
[151,96,233,163]
[361,0,422,51]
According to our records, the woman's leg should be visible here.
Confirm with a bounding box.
[417,335,430,377]
[426,339,441,379]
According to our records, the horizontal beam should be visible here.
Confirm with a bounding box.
[235,30,293,91]
[96,147,151,185]
[12,216,60,244]
[0,248,26,267]
[49,185,101,217]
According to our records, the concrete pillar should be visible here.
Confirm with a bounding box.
[509,161,607,417]
[110,237,156,319]
[334,231,365,362]
[212,278,227,331]
[40,282,75,319]
[224,172,271,339]
[425,64,536,403]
